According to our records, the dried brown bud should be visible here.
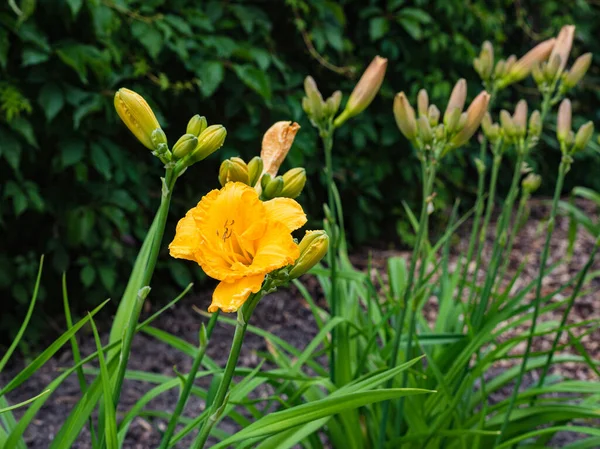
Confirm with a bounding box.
[261,121,301,176]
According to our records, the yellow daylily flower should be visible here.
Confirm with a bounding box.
[169,182,307,313]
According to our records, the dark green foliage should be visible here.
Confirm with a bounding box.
[0,0,598,339]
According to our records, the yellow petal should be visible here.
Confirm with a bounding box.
[263,197,307,232]
[209,274,265,313]
[169,211,201,262]
[250,222,300,274]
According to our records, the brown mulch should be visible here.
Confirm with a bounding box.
[1,198,598,448]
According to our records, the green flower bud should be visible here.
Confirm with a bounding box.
[280,167,307,199]
[573,121,594,153]
[457,112,468,131]
[324,91,343,117]
[531,62,545,85]
[151,128,168,148]
[428,105,440,127]
[262,175,284,199]
[393,92,417,141]
[172,133,198,159]
[303,76,325,123]
[444,107,461,134]
[522,173,542,193]
[564,53,592,89]
[528,110,542,138]
[288,230,329,279]
[260,172,272,191]
[494,59,506,78]
[417,89,429,117]
[434,124,445,142]
[190,125,227,163]
[500,110,516,137]
[417,115,433,144]
[247,156,264,187]
[475,41,494,81]
[218,157,249,186]
[545,54,562,82]
[186,115,207,137]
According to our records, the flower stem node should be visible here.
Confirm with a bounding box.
[247,156,264,187]
[187,115,208,137]
[190,125,227,163]
[172,133,199,160]
[219,158,249,186]
[114,87,163,150]
[289,230,329,279]
[280,168,307,199]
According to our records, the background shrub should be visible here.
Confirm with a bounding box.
[1,0,599,341]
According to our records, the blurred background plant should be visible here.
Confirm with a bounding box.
[1,0,599,342]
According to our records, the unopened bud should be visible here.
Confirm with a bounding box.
[186,115,207,137]
[564,53,592,89]
[304,76,325,120]
[288,230,329,279]
[549,25,575,76]
[280,167,307,199]
[475,41,494,80]
[218,157,249,186]
[457,112,468,131]
[528,110,542,138]
[172,133,198,159]
[531,63,545,85]
[324,91,343,117]
[428,105,440,126]
[151,128,168,148]
[449,91,490,148]
[504,55,517,74]
[114,88,162,150]
[545,54,562,82]
[417,89,429,117]
[434,124,445,141]
[500,110,516,137]
[557,99,572,142]
[247,156,264,187]
[261,121,300,176]
[417,116,433,144]
[262,175,284,199]
[522,173,542,193]
[190,125,227,162]
[508,39,556,84]
[444,107,462,134]
[393,92,417,141]
[573,121,594,153]
[513,100,528,137]
[494,59,506,78]
[335,56,388,126]
[481,112,494,138]
[444,79,467,121]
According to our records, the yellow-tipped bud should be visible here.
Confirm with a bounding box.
[417,116,433,144]
[557,99,572,143]
[528,110,542,138]
[522,173,542,193]
[172,133,199,159]
[549,25,576,76]
[219,157,249,186]
[508,39,556,84]
[417,89,429,117]
[444,79,467,122]
[114,87,162,150]
[513,100,528,137]
[262,174,284,199]
[449,91,490,148]
[190,125,227,163]
[428,105,440,126]
[289,230,329,279]
[393,92,417,141]
[280,167,307,199]
[261,121,300,177]
[573,121,594,153]
[564,53,592,89]
[247,156,264,187]
[186,115,207,137]
[335,56,388,126]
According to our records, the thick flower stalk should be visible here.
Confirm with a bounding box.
[169,182,307,312]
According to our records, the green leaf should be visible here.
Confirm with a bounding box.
[90,142,112,179]
[397,17,422,40]
[233,64,272,103]
[9,117,38,148]
[398,8,432,24]
[0,390,50,415]
[369,17,389,41]
[131,21,163,59]
[80,265,96,287]
[73,94,103,128]
[38,83,65,122]
[21,47,49,66]
[60,138,86,168]
[197,61,225,97]
[0,28,9,69]
[66,0,83,17]
[1,133,22,171]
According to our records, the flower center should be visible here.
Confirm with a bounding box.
[216,218,254,267]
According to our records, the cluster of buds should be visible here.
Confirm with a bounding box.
[556,99,594,154]
[481,100,542,150]
[393,79,490,155]
[114,88,226,169]
[303,56,388,130]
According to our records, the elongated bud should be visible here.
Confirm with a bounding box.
[261,121,300,176]
[444,107,462,134]
[522,173,542,193]
[557,99,572,142]
[393,92,417,141]
[457,112,468,131]
[545,54,562,82]
[573,121,594,153]
[494,59,506,78]
[449,91,490,148]
[444,79,467,121]
[280,167,307,199]
[324,91,343,117]
[303,76,325,122]
[336,56,388,126]
[288,230,329,279]
[564,53,592,89]
[114,88,162,150]
[481,112,494,137]
[262,175,284,199]
[508,39,556,83]
[528,110,542,138]
[504,55,517,74]
[531,63,545,85]
[428,105,440,126]
[219,157,249,186]
[247,156,264,187]
[151,128,168,148]
[172,133,198,159]
[417,89,429,117]
[187,115,207,137]
[513,100,528,137]
[500,109,516,137]
[190,125,227,162]
[417,116,433,144]
[475,41,494,80]
[549,25,576,75]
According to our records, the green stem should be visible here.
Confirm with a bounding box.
[495,157,570,444]
[191,292,263,449]
[158,311,220,449]
[536,240,599,386]
[375,154,435,449]
[111,168,177,407]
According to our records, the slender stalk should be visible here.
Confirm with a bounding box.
[191,292,262,449]
[536,240,599,386]
[495,157,570,444]
[158,311,220,449]
[111,168,177,407]
[376,154,435,448]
